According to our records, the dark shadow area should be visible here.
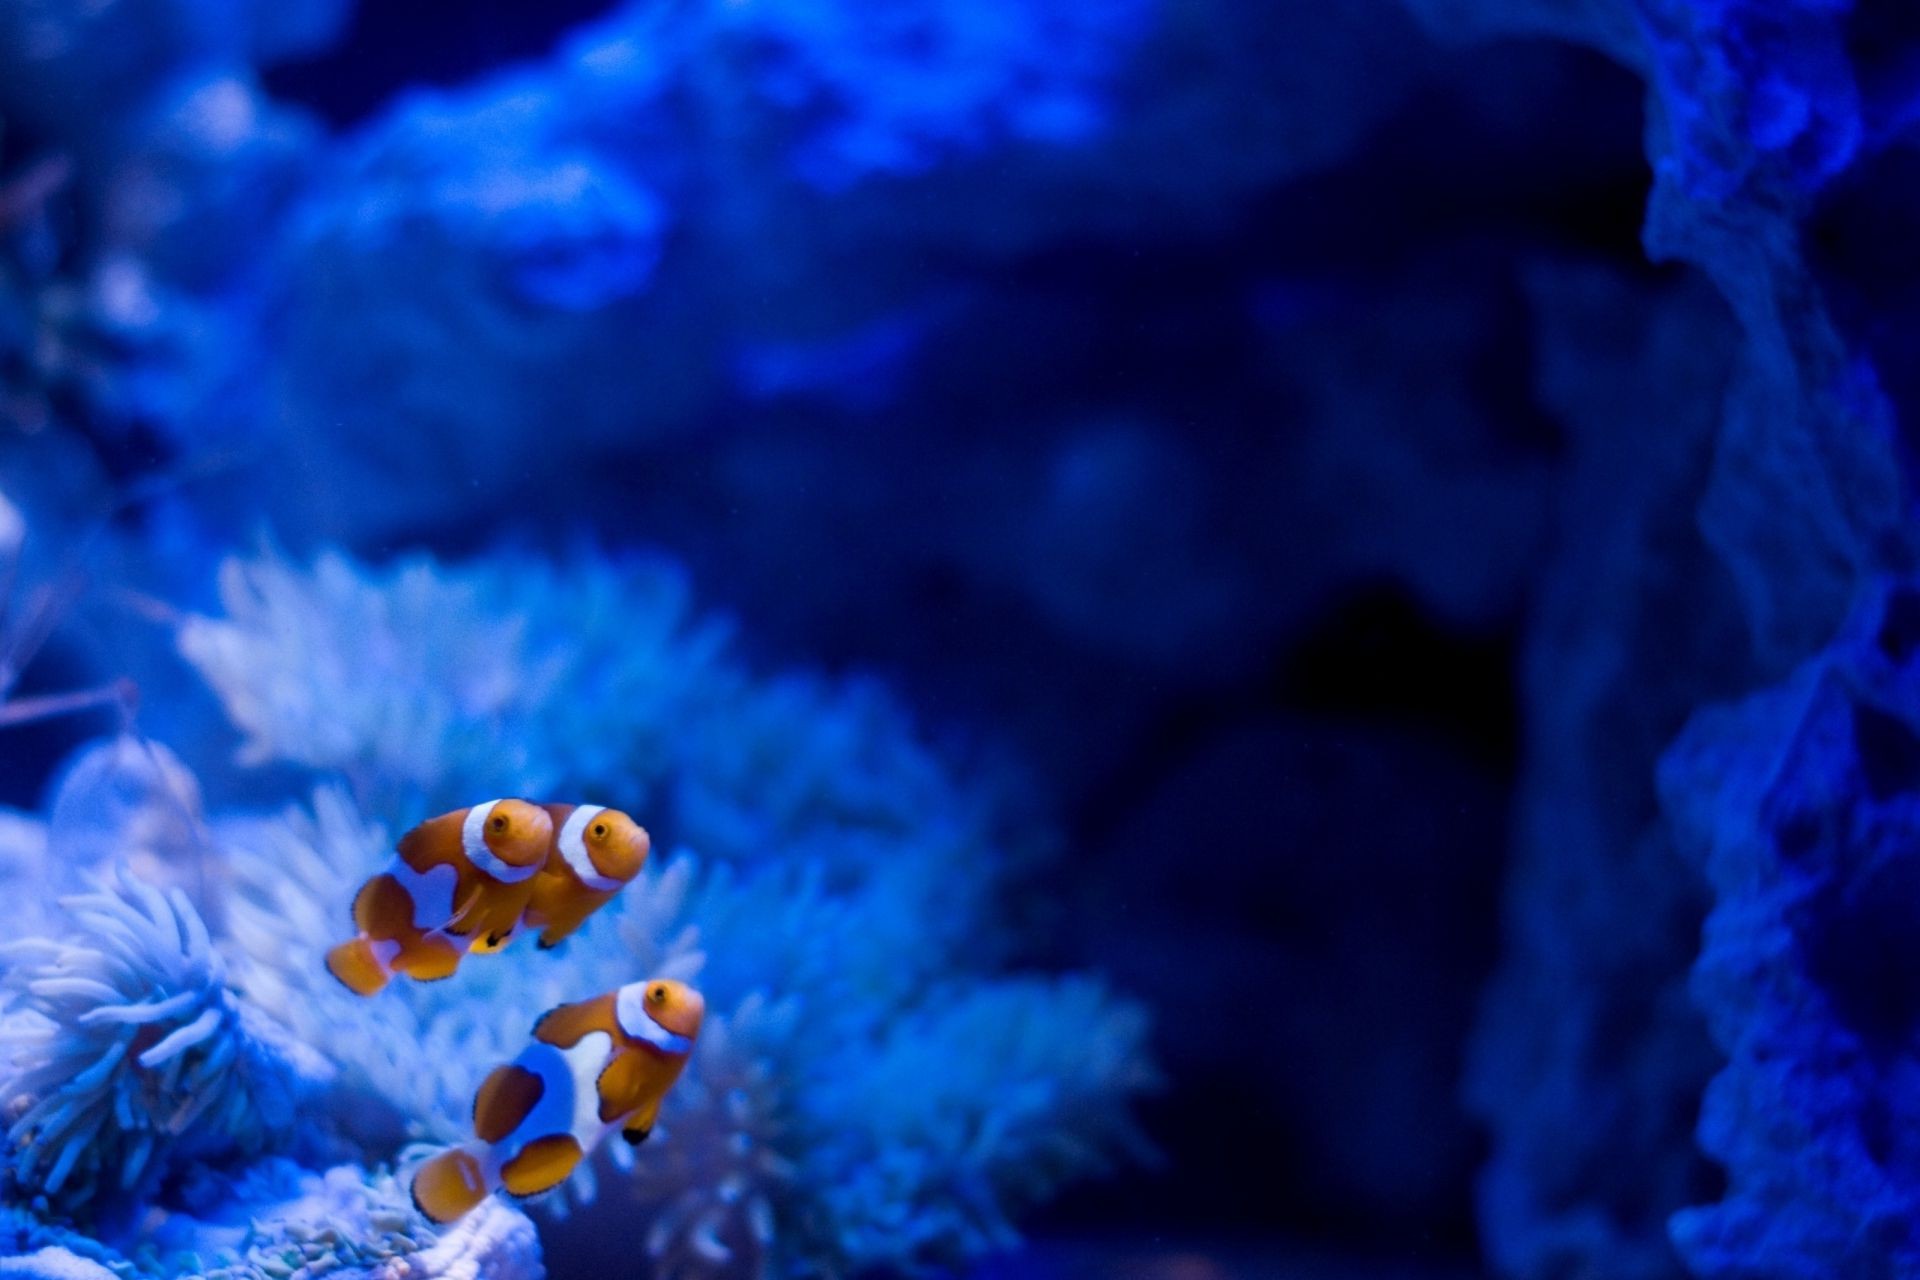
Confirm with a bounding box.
[264,0,623,128]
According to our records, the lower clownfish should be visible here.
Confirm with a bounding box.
[325,799,552,996]
[410,978,705,1224]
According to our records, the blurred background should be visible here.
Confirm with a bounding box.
[4,0,1913,1278]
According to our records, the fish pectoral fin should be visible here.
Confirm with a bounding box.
[439,884,487,933]
[618,1091,663,1141]
[597,1052,651,1124]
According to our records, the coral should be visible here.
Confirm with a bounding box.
[178,551,726,813]
[1,1,1785,1275]
[0,868,327,1216]
[179,546,1153,1278]
[0,1155,541,1280]
[20,1156,545,1280]
[796,976,1155,1276]
[0,1206,127,1275]
[0,1249,118,1280]
[173,1160,542,1280]
[407,1193,544,1280]
[1659,577,1920,1279]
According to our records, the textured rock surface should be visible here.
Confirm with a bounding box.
[0,1250,117,1280]
[1463,263,1747,1280]
[1662,579,1920,1278]
[1395,2,1920,1276]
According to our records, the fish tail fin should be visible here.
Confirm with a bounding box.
[325,936,393,997]
[411,1145,492,1224]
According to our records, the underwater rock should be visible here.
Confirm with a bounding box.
[0,1249,117,1280]
[1635,0,1863,202]
[104,71,323,292]
[0,1208,123,1275]
[1660,577,1920,1278]
[1630,0,1910,671]
[1250,257,1558,634]
[1393,0,1920,1273]
[0,0,335,475]
[1399,0,1644,61]
[1461,261,1747,1280]
[244,78,688,535]
[218,0,1440,546]
[697,0,1157,190]
[0,141,181,455]
[947,419,1254,668]
[1402,0,1910,686]
[1078,714,1505,1238]
[0,0,349,148]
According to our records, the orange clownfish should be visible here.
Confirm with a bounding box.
[325,799,553,996]
[410,977,705,1224]
[518,803,650,951]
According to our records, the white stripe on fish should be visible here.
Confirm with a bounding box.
[462,800,538,883]
[557,805,621,892]
[616,982,694,1054]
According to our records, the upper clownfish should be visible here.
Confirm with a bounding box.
[325,799,650,996]
[489,803,652,954]
[410,977,704,1224]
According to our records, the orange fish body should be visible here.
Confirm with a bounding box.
[411,978,705,1224]
[324,799,553,996]
[519,804,650,950]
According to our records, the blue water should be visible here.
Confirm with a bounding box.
[2,1,1916,1278]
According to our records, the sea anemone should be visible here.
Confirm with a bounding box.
[0,869,326,1215]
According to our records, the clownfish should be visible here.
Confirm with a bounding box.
[410,978,705,1224]
[325,799,553,996]
[519,803,650,950]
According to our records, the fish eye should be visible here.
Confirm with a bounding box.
[591,822,608,839]
[490,815,508,833]
[648,984,666,1004]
